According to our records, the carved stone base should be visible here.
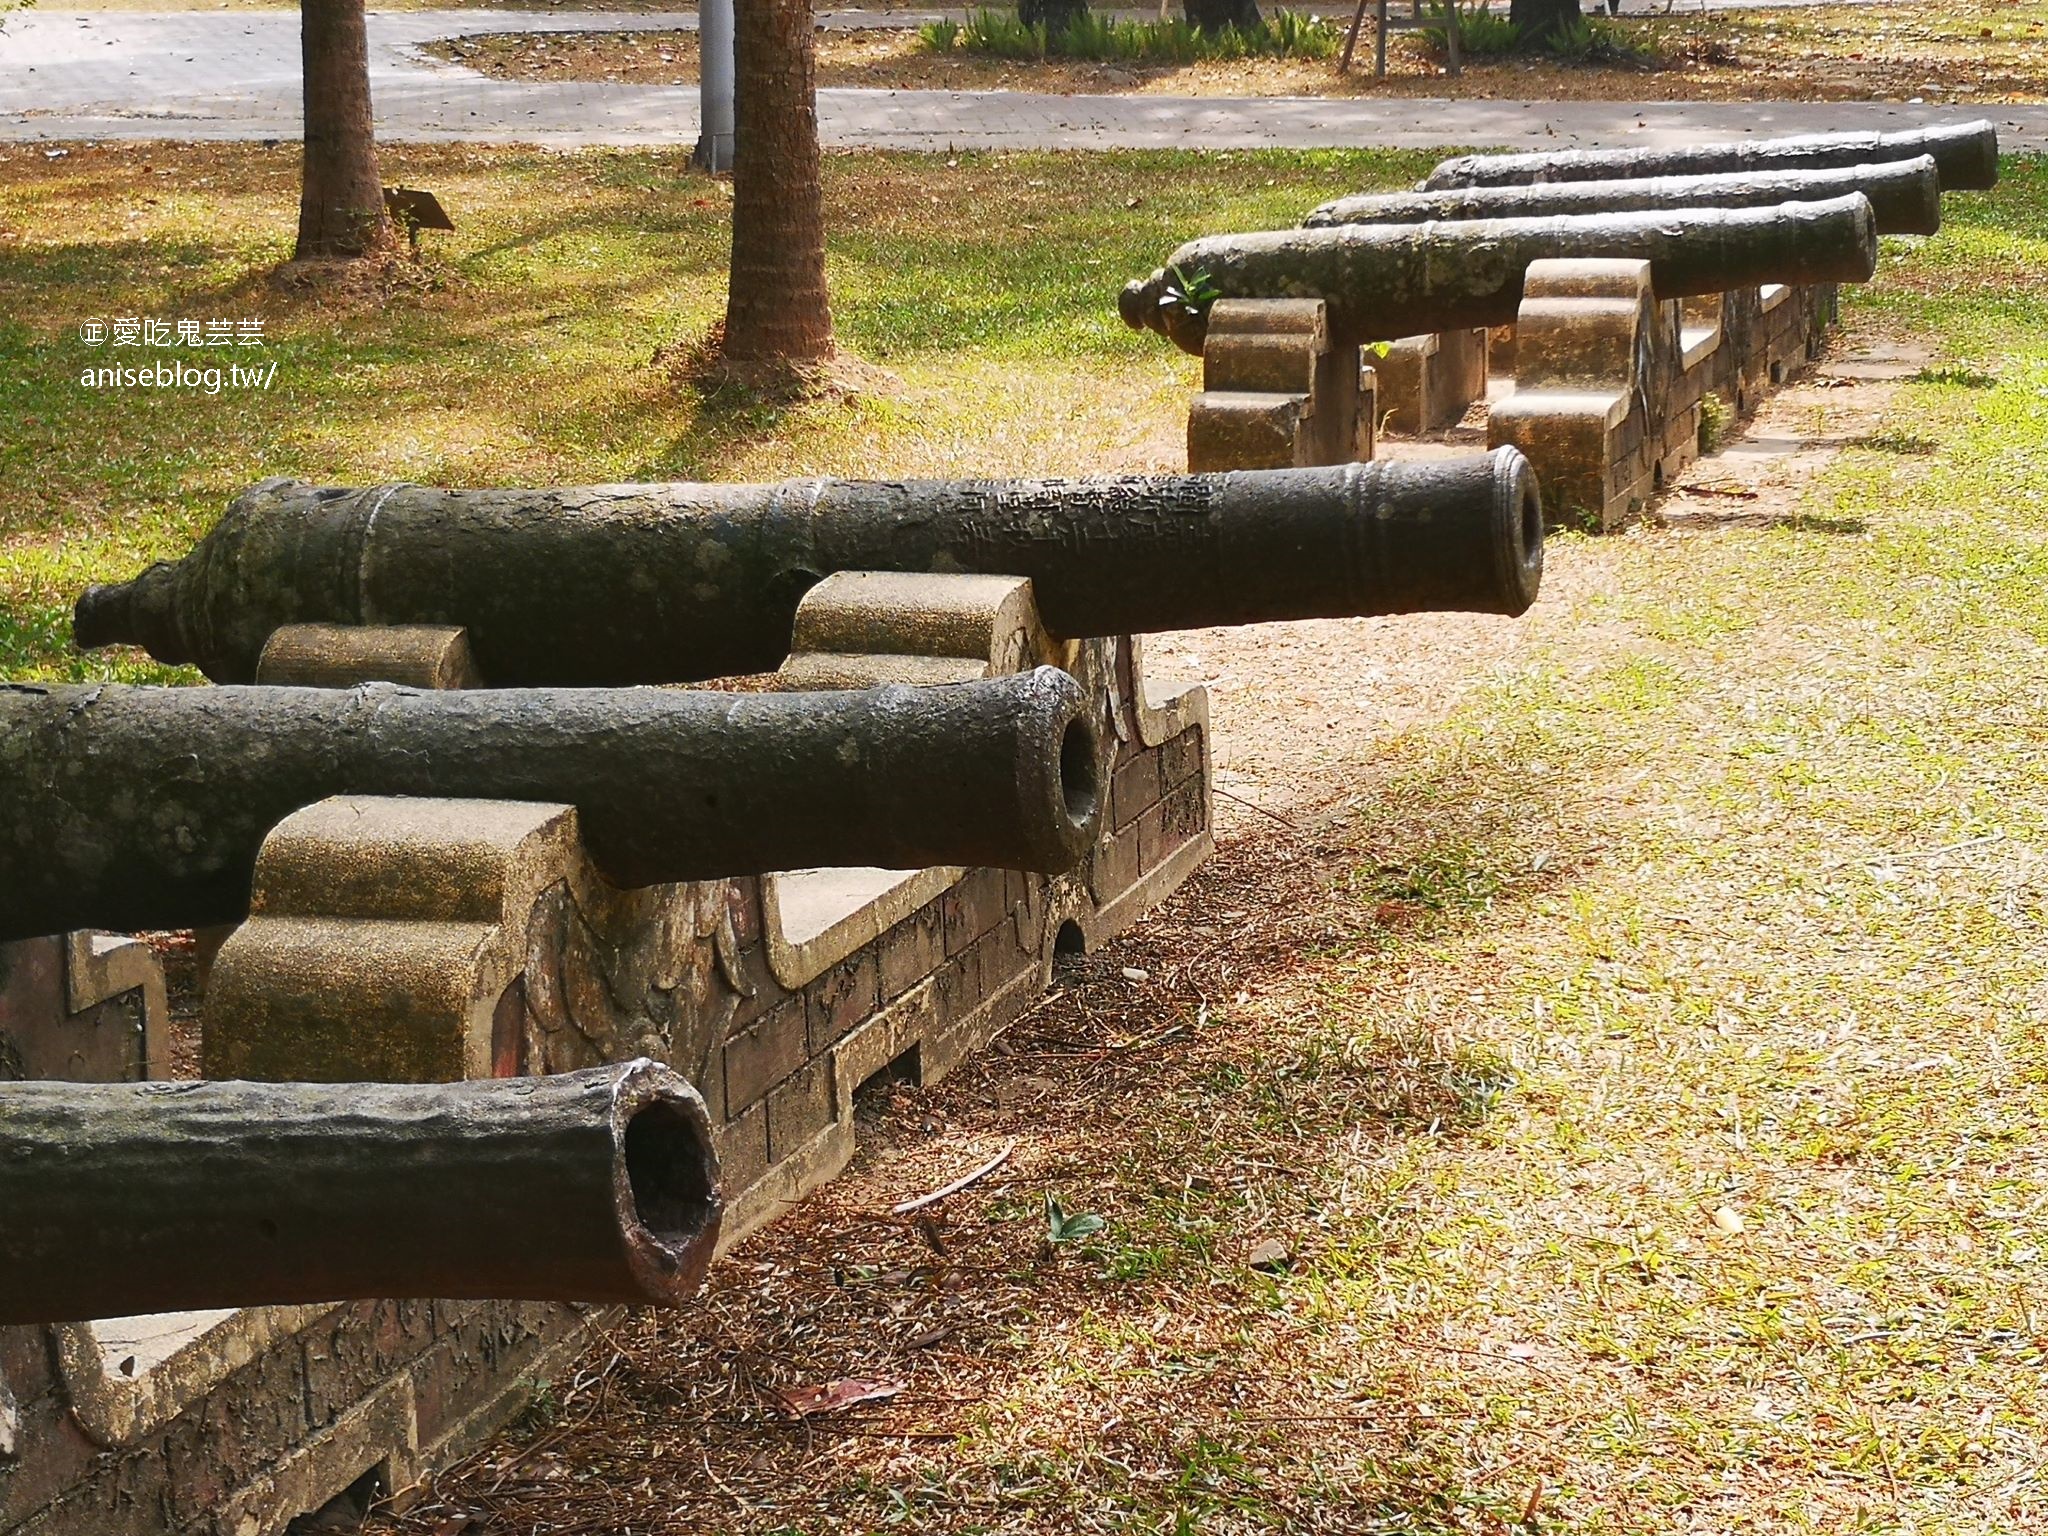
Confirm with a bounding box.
[1187,298,1375,471]
[1489,259,1840,531]
[1375,328,1489,436]
[0,582,1214,1536]
[0,932,168,1085]
[1488,258,1659,531]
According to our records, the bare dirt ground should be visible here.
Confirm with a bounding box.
[429,1,2048,102]
[1161,337,1926,826]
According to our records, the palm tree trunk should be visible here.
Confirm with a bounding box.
[1021,0,1089,30]
[295,0,391,260]
[722,0,834,365]
[1185,0,1261,32]
[1508,0,1580,45]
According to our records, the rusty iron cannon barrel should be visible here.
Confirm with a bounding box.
[0,1059,720,1325]
[74,452,1545,687]
[0,670,1101,942]
[1423,120,1998,193]
[1304,157,1941,237]
[1120,195,1877,355]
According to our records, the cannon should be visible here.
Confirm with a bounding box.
[1304,157,1942,238]
[1423,120,1998,194]
[0,1059,719,1324]
[0,670,1101,942]
[1132,196,1878,357]
[73,453,1546,687]
[1122,195,1878,355]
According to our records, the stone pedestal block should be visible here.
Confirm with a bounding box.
[1187,298,1375,471]
[1376,327,1489,436]
[2,582,1216,1536]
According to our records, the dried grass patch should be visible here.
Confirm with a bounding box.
[430,0,2048,103]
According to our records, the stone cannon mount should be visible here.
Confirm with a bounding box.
[0,575,1212,1536]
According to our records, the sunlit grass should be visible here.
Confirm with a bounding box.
[0,142,1433,681]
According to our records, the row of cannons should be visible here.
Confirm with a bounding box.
[2,455,1543,1534]
[0,122,1994,1535]
[1124,120,1998,527]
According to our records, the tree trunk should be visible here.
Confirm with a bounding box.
[296,0,390,259]
[1184,0,1261,31]
[1020,0,1088,32]
[721,0,833,366]
[1507,0,1579,46]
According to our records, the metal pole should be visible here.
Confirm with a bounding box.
[694,0,735,173]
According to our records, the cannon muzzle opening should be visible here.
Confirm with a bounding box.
[614,1061,722,1301]
[1002,665,1103,874]
[1496,448,1546,617]
[1062,714,1101,825]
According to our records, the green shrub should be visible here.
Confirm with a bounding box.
[1544,13,1650,62]
[1418,1,1521,58]
[1543,15,1594,58]
[955,8,1337,62]
[1267,8,1340,57]
[961,8,1049,57]
[1698,391,1730,454]
[917,17,963,51]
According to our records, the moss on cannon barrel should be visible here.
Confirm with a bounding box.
[0,670,1102,941]
[1423,121,1998,193]
[0,1060,720,1325]
[1304,157,1941,237]
[74,451,1545,686]
[1121,194,1877,355]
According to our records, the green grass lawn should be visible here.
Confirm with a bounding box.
[7,144,2048,1533]
[0,143,1438,683]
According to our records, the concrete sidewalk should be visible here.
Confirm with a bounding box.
[2,8,2041,151]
